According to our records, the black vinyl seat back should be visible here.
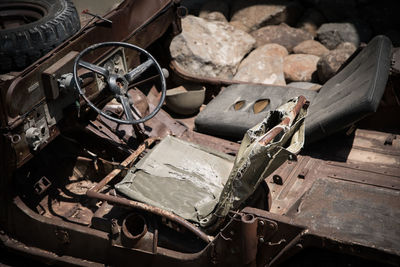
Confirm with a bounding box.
[305,35,392,143]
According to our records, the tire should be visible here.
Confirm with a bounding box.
[0,0,80,73]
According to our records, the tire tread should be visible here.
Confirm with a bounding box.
[0,0,80,73]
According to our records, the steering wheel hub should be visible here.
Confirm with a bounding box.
[108,74,128,95]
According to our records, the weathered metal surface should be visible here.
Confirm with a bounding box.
[240,214,258,266]
[267,129,400,215]
[89,138,157,193]
[0,0,399,265]
[3,126,400,266]
[289,178,400,254]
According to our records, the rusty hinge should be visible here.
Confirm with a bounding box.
[34,176,52,195]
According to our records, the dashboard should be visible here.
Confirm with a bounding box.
[5,48,128,167]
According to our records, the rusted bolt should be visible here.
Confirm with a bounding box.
[296,243,303,249]
[259,237,265,243]
[259,220,265,226]
[10,134,21,144]
[268,223,276,230]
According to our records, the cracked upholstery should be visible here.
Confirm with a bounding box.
[116,98,307,226]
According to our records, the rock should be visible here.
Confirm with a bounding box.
[293,40,329,57]
[296,8,325,37]
[234,44,288,85]
[229,21,251,33]
[283,54,320,82]
[170,15,255,80]
[288,82,322,91]
[251,23,313,52]
[317,22,372,49]
[199,1,229,22]
[230,0,304,32]
[317,43,357,82]
[336,42,357,52]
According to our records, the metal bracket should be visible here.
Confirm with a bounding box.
[34,176,52,195]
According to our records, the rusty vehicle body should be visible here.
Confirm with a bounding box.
[0,0,399,266]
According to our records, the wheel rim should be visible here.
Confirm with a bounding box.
[0,3,47,30]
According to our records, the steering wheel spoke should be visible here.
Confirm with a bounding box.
[119,95,134,122]
[79,60,109,77]
[124,58,154,83]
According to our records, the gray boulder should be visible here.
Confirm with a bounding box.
[170,15,255,80]
[234,44,288,85]
[317,22,371,49]
[293,40,329,57]
[284,54,320,82]
[251,23,313,52]
[230,0,304,32]
[317,42,357,83]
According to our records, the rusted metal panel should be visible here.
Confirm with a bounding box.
[267,129,400,215]
[289,178,400,256]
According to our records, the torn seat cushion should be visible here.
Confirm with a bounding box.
[115,97,307,225]
[115,136,235,223]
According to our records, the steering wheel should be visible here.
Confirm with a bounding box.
[73,42,166,124]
